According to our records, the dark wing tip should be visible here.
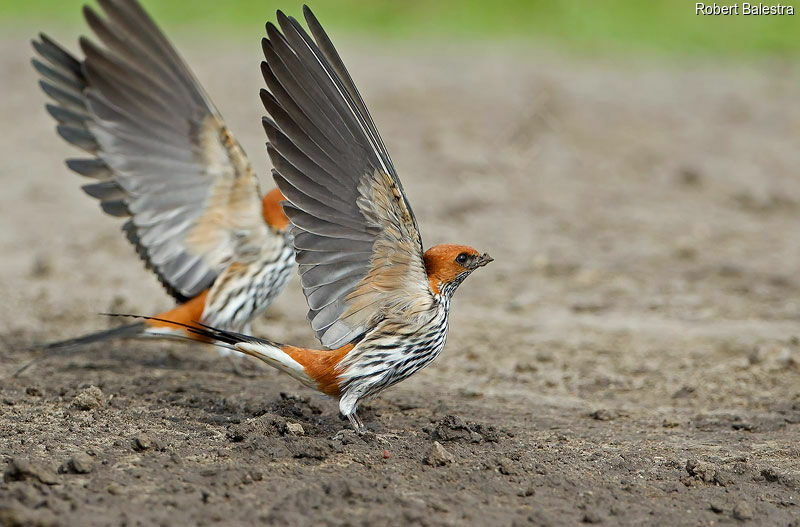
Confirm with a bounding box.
[97,0,117,15]
[100,199,130,217]
[81,3,96,19]
[261,115,281,143]
[265,21,281,41]
[302,5,323,30]
[77,35,93,53]
[66,158,111,179]
[32,34,54,55]
[275,9,293,31]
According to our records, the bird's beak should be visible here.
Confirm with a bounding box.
[474,253,493,268]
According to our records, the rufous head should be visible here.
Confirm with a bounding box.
[261,188,290,231]
[423,244,493,296]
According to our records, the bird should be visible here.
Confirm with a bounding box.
[161,5,493,432]
[28,0,295,359]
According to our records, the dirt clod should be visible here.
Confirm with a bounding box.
[287,438,330,460]
[589,409,615,421]
[0,504,58,527]
[497,457,519,475]
[71,385,104,411]
[4,458,58,485]
[582,510,604,524]
[684,459,732,487]
[430,414,496,443]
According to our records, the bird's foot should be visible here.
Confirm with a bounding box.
[347,412,366,433]
[332,413,376,442]
[332,428,376,443]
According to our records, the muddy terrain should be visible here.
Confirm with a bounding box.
[1,31,799,526]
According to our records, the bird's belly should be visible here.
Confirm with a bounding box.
[201,248,294,330]
[340,313,450,401]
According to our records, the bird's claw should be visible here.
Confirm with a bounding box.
[331,428,375,443]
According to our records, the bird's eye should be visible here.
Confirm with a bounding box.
[455,253,469,265]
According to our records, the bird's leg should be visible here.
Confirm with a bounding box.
[347,412,366,434]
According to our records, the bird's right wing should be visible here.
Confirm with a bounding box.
[261,7,432,349]
[32,0,271,302]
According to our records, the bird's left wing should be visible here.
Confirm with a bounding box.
[260,7,432,349]
[32,0,272,302]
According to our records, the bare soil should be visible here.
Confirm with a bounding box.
[1,33,800,526]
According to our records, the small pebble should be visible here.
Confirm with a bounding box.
[778,347,796,368]
[382,450,390,459]
[29,255,52,278]
[518,485,536,497]
[733,501,753,521]
[133,434,153,451]
[107,482,123,495]
[284,422,305,436]
[425,441,454,467]
[68,452,94,474]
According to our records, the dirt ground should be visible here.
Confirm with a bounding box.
[1,29,800,526]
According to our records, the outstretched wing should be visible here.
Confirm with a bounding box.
[260,6,431,349]
[32,0,271,302]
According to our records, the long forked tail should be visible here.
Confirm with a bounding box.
[98,314,267,348]
[42,322,146,351]
[121,315,322,391]
[13,322,146,377]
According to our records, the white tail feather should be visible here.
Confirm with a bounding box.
[235,342,315,388]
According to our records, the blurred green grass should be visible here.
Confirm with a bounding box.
[2,0,799,57]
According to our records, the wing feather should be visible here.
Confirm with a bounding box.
[67,158,111,179]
